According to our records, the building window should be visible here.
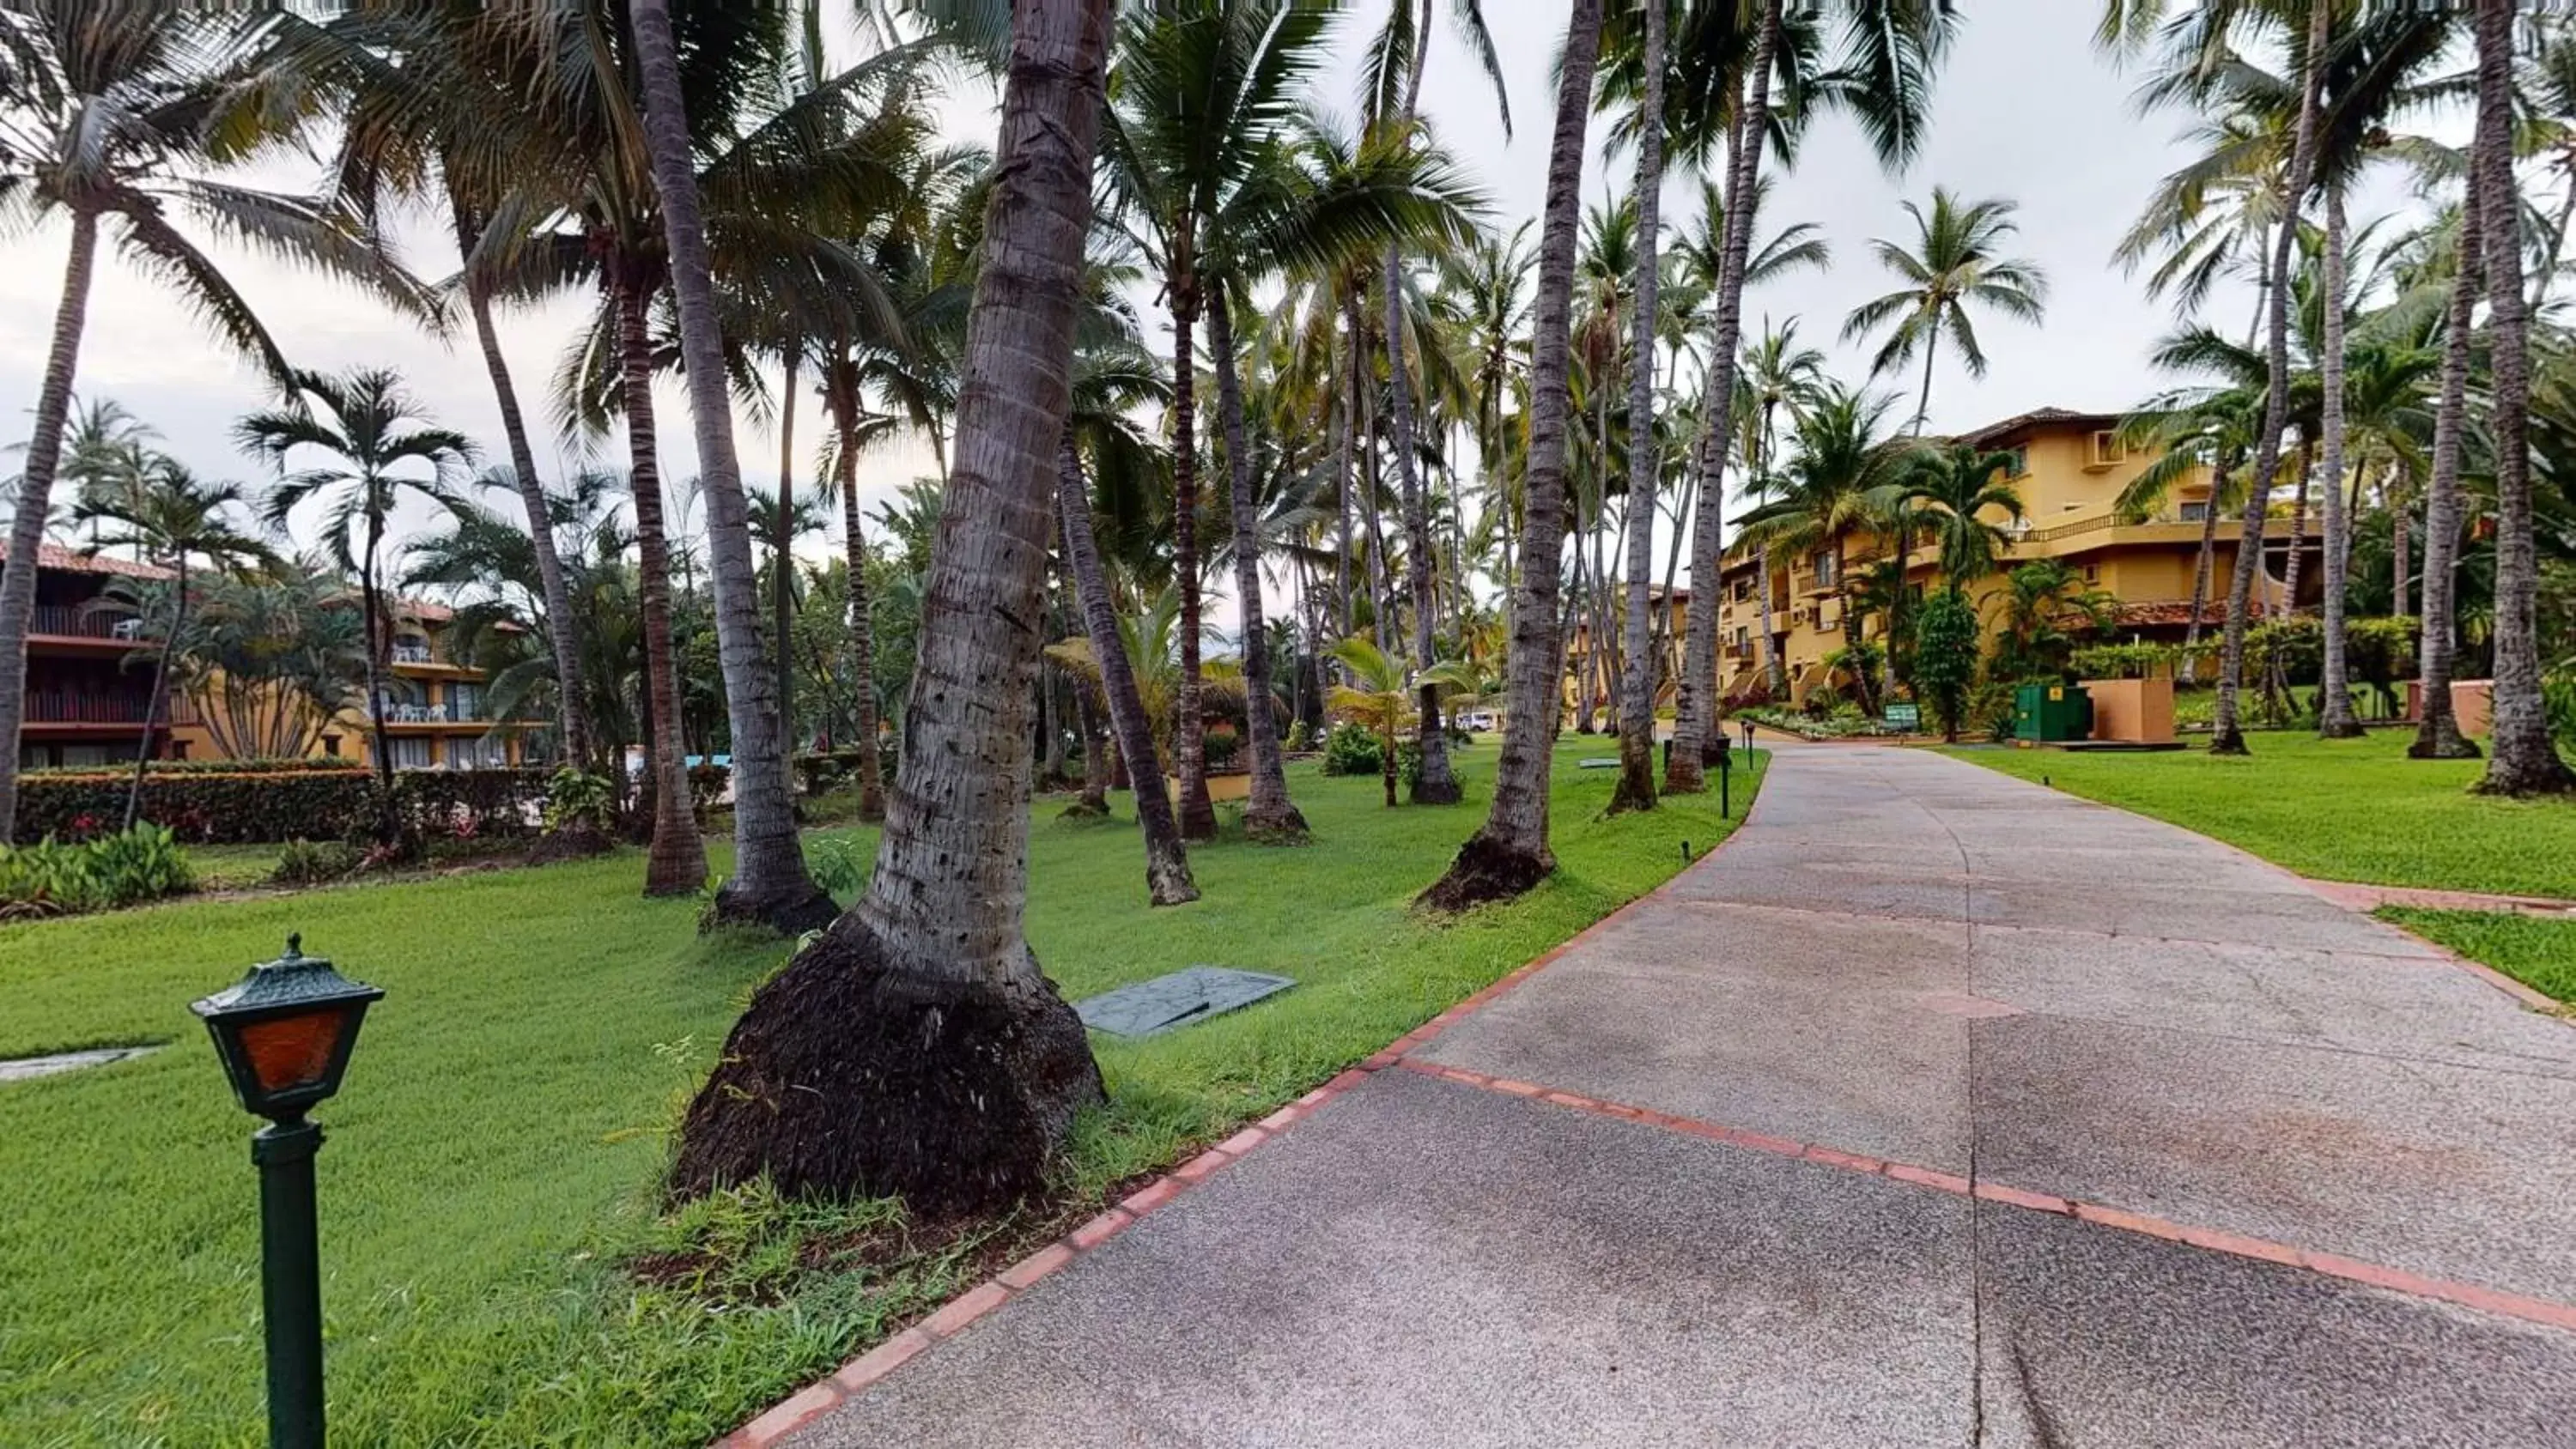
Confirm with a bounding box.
[388,736,434,771]
[2003,446,2030,478]
[392,634,434,664]
[449,682,483,721]
[1811,551,1838,586]
[322,733,342,757]
[2082,563,2102,585]
[2088,430,2123,467]
[2179,500,2210,522]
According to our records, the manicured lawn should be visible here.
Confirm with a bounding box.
[2378,909,2576,1006]
[0,746,1759,1447]
[1947,732,2576,899]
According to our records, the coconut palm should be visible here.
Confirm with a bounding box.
[0,2,422,840]
[1425,0,1606,912]
[671,0,1118,1216]
[164,563,371,762]
[1842,189,2049,434]
[1671,0,1956,784]
[1893,444,2025,587]
[1991,557,2117,682]
[2116,384,2259,684]
[239,369,472,827]
[1606,0,1670,817]
[70,461,275,827]
[2415,191,2482,760]
[1735,385,1918,713]
[1326,634,1413,809]
[1734,318,1829,692]
[2468,0,2575,793]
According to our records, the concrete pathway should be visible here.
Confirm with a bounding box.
[780,744,2576,1448]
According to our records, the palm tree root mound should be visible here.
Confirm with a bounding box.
[1416,834,1552,913]
[526,822,616,865]
[1408,779,1463,807]
[1242,803,1309,844]
[669,924,1105,1216]
[704,880,843,937]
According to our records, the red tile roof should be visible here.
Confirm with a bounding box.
[0,541,174,581]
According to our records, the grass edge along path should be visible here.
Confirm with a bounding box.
[1943,732,2576,900]
[0,747,1761,1448]
[2377,907,2576,1008]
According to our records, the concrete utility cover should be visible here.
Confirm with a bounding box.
[0,1045,161,1083]
[1077,967,1294,1038]
[1577,758,1619,770]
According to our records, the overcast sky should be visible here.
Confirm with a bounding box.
[0,0,2447,616]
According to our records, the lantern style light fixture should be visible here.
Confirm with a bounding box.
[193,935,383,1449]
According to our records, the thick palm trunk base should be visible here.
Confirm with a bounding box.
[1607,732,1656,816]
[670,920,1103,1216]
[1419,831,1553,914]
[1242,798,1310,843]
[2409,716,2481,761]
[704,877,843,937]
[1408,690,1463,807]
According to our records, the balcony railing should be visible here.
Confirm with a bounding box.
[30,605,150,642]
[25,693,194,725]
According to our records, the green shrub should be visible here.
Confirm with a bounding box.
[1320,722,1382,777]
[806,834,869,899]
[0,825,193,919]
[2548,672,2576,752]
[1203,723,1242,770]
[13,767,552,846]
[1284,719,1318,752]
[272,839,361,888]
[542,769,617,834]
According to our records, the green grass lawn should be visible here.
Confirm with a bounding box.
[1947,732,2576,899]
[0,746,1759,1447]
[2377,908,2576,1006]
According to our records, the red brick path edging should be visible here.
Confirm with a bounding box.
[1397,1058,2576,1337]
[2306,878,2576,919]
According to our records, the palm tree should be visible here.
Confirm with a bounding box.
[1327,635,1413,809]
[2117,384,2257,684]
[624,0,836,932]
[1424,0,1605,912]
[2415,189,2482,760]
[163,563,371,763]
[0,3,420,840]
[239,369,472,827]
[2468,0,2575,794]
[1363,0,1510,810]
[1607,0,1669,818]
[1991,558,2117,682]
[71,460,274,827]
[1842,189,2049,434]
[671,0,1118,1216]
[1670,0,1955,785]
[1735,319,1828,693]
[1894,444,2025,586]
[1736,385,1917,713]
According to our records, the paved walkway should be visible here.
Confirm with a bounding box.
[781,743,2576,1448]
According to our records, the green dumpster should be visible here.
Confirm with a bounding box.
[2013,682,2093,743]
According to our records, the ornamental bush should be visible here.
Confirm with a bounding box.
[13,767,554,846]
[0,824,194,919]
[1320,721,1381,777]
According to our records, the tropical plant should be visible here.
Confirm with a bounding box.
[1842,189,2049,433]
[669,0,1118,1216]
[1892,443,2025,587]
[0,2,420,840]
[1326,635,1415,809]
[1911,585,1979,742]
[70,458,275,828]
[1990,559,2117,683]
[240,368,472,829]
[1735,385,1918,714]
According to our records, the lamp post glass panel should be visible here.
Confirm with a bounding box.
[191,936,382,1449]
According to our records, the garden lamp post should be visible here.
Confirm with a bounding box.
[191,935,383,1449]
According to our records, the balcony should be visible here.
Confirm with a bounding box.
[24,693,193,726]
[391,643,438,665]
[30,605,150,643]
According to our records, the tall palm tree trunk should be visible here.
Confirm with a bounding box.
[457,200,591,773]
[1423,0,1602,912]
[1059,435,1194,906]
[1672,0,1782,791]
[0,209,99,842]
[2178,460,2225,686]
[1206,287,1309,840]
[1335,354,1356,646]
[616,276,711,898]
[2280,458,2312,615]
[2318,189,2362,737]
[1387,250,1459,803]
[1610,0,1668,816]
[1169,252,1217,840]
[775,351,799,754]
[2212,0,2329,756]
[2414,184,2482,760]
[628,0,834,933]
[2391,477,2411,621]
[2470,0,2576,794]
[359,519,398,834]
[1074,685,1109,813]
[125,559,185,831]
[671,0,1117,1214]
[829,377,889,819]
[1757,540,1784,692]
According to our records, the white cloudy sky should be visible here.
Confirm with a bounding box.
[0,1,2454,615]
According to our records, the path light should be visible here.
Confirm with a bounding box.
[192,935,383,1449]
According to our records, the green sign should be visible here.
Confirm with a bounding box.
[1884,703,1921,730]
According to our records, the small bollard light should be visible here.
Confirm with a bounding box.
[1740,716,1756,753]
[1717,738,1734,819]
[192,936,382,1449]
[1680,839,1692,864]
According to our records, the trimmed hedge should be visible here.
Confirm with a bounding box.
[14,767,554,846]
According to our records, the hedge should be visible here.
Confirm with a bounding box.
[14,767,555,846]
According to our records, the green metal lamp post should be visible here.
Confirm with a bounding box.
[191,936,383,1449]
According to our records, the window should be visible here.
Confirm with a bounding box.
[2088,430,2123,468]
[322,733,342,757]
[448,683,483,721]
[1816,600,1839,630]
[2082,563,2102,585]
[388,736,434,771]
[2179,500,2210,523]
[392,634,434,664]
[2002,446,2030,478]
[1811,551,1838,586]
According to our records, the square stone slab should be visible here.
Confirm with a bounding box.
[1075,967,1294,1038]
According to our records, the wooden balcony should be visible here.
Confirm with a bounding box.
[22,692,194,727]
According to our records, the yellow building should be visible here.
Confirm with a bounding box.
[1704,406,2324,707]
